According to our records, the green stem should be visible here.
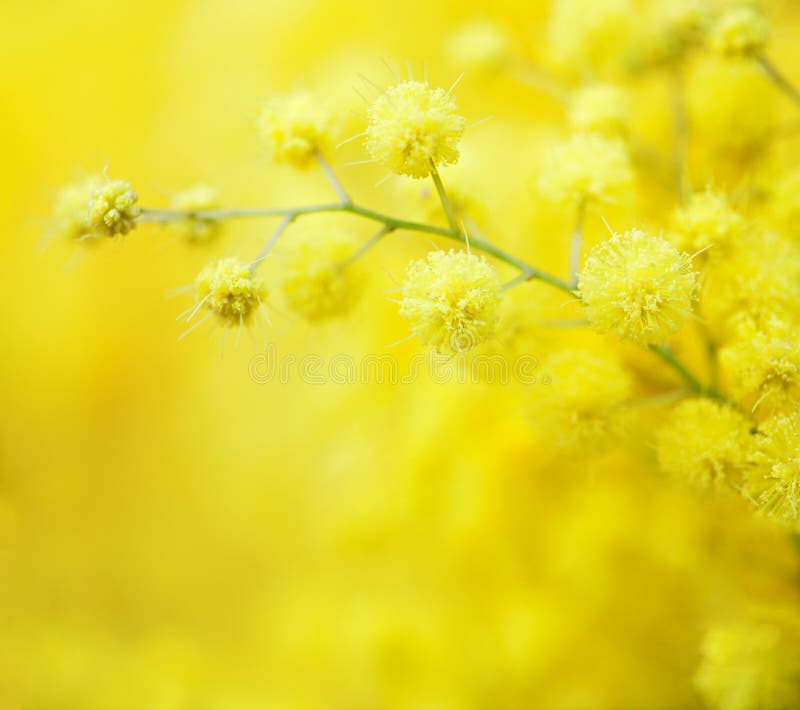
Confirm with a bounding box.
[428,161,459,234]
[648,344,708,396]
[339,225,394,269]
[757,55,800,108]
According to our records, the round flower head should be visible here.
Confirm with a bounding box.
[51,175,103,243]
[87,179,141,237]
[696,616,800,710]
[668,190,746,256]
[568,84,630,138]
[194,257,267,327]
[719,319,800,417]
[538,133,633,206]
[578,229,699,344]
[656,398,752,490]
[281,231,363,322]
[399,249,500,355]
[534,347,633,450]
[709,5,769,57]
[747,413,800,526]
[444,21,513,74]
[169,185,221,245]
[365,80,467,179]
[257,91,334,169]
[644,0,712,64]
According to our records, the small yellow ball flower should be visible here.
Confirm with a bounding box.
[719,319,800,417]
[169,185,221,245]
[578,229,699,344]
[656,398,752,490]
[281,231,363,322]
[568,83,630,138]
[399,249,500,354]
[538,133,633,206]
[444,21,513,74]
[195,257,267,327]
[646,0,713,64]
[87,179,141,237]
[668,191,746,256]
[257,91,334,169]
[535,347,633,450]
[51,175,103,243]
[696,616,800,710]
[709,5,769,57]
[365,81,467,179]
[747,413,800,526]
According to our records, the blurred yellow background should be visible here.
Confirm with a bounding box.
[2,0,799,708]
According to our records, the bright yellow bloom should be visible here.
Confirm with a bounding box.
[719,318,800,417]
[365,81,466,179]
[169,185,221,245]
[567,84,630,138]
[538,132,633,206]
[399,249,500,354]
[747,413,800,526]
[656,398,752,490]
[194,257,267,327]
[257,91,334,168]
[578,229,698,344]
[87,179,140,237]
[444,21,513,74]
[50,175,103,243]
[281,231,363,321]
[708,5,769,57]
[668,190,746,257]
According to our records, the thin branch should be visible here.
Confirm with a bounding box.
[339,225,394,269]
[428,161,459,234]
[251,214,295,273]
[315,150,350,204]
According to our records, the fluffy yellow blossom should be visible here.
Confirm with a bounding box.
[538,133,633,206]
[87,179,140,237]
[696,615,800,710]
[399,249,500,354]
[719,319,800,416]
[547,0,634,71]
[50,175,103,243]
[444,21,513,74]
[656,398,752,490]
[646,0,712,64]
[708,5,769,57]
[194,257,267,327]
[534,347,633,450]
[365,81,466,179]
[701,234,800,339]
[747,413,800,526]
[281,231,363,321]
[567,84,630,138]
[169,185,221,245]
[257,91,334,168]
[578,229,698,344]
[668,191,746,256]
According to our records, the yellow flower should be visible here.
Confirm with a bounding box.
[169,185,221,245]
[444,21,513,74]
[538,133,633,206]
[365,81,466,179]
[194,257,267,328]
[747,413,800,526]
[281,231,363,322]
[87,178,141,237]
[708,5,769,57]
[257,91,334,168]
[668,190,746,256]
[719,318,800,417]
[656,398,752,490]
[51,175,103,243]
[568,83,630,138]
[578,229,698,344]
[399,249,500,354]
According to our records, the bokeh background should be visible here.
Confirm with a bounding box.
[2,0,800,707]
